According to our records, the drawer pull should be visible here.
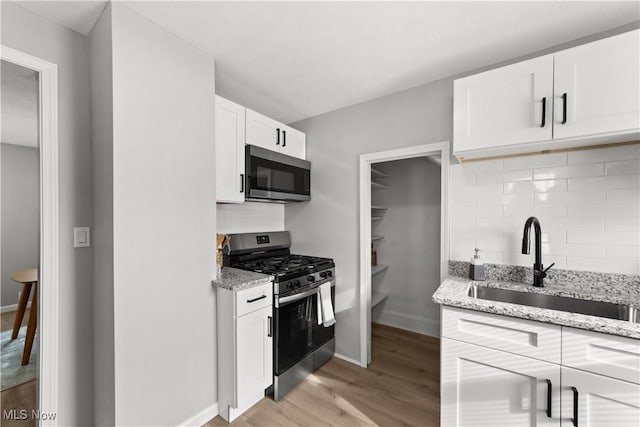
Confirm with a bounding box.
[571,386,578,427]
[247,295,267,303]
[545,379,552,418]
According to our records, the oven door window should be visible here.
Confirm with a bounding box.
[248,156,310,196]
[275,289,335,375]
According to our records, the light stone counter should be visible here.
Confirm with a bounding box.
[211,267,273,291]
[433,262,640,340]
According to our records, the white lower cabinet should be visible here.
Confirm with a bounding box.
[442,338,560,427]
[217,283,273,422]
[441,306,640,426]
[561,367,639,427]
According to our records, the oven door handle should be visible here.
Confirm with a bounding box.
[276,280,334,307]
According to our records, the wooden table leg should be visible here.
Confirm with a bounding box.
[22,283,37,366]
[12,282,33,340]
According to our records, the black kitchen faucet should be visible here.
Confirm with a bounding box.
[522,216,555,287]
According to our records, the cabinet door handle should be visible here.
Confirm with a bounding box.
[276,128,280,145]
[240,174,244,193]
[247,295,267,303]
[282,130,286,147]
[267,316,272,337]
[540,97,546,128]
[545,379,552,418]
[571,386,578,427]
[562,93,568,124]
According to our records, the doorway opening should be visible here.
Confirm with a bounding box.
[1,46,60,425]
[359,142,450,367]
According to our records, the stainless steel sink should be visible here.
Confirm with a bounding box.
[468,284,640,323]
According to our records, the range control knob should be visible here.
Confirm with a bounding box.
[294,280,301,288]
[320,271,328,278]
[307,275,316,283]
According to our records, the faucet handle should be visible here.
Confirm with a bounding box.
[543,263,555,274]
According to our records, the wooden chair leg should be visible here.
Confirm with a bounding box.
[12,282,33,339]
[22,284,37,366]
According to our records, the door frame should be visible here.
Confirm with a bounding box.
[1,45,60,426]
[358,141,450,367]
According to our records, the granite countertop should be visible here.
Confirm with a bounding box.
[211,267,273,291]
[433,262,640,340]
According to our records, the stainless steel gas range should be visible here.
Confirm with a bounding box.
[224,231,335,400]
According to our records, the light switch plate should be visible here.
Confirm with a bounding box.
[73,227,90,248]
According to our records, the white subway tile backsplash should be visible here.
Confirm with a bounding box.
[504,204,567,218]
[534,190,606,205]
[503,152,567,171]
[568,144,640,164]
[605,217,640,232]
[477,169,532,184]
[542,243,605,258]
[452,195,476,207]
[455,183,503,195]
[567,230,639,246]
[451,145,639,275]
[567,257,639,275]
[568,175,640,191]
[459,159,504,173]
[217,202,285,234]
[607,188,640,204]
[567,203,640,218]
[534,163,604,180]
[606,245,640,261]
[605,160,640,176]
[504,179,567,194]
[452,167,476,186]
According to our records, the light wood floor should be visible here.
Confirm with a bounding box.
[205,323,440,427]
[1,309,36,427]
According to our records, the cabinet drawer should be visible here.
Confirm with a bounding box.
[562,327,640,384]
[442,306,561,363]
[236,282,272,317]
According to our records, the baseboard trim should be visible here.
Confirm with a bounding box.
[375,309,440,338]
[1,302,32,314]
[333,352,366,368]
[179,402,219,426]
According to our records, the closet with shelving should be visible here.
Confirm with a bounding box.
[370,166,390,310]
[369,156,442,337]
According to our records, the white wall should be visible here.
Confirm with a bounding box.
[217,202,284,234]
[90,3,217,425]
[285,78,453,362]
[111,4,216,425]
[1,143,39,308]
[1,2,94,424]
[372,157,441,336]
[89,3,115,424]
[450,145,640,275]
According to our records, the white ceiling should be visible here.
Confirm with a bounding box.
[1,60,39,147]
[13,1,640,124]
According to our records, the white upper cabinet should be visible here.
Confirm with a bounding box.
[554,30,640,139]
[215,96,246,203]
[454,55,554,152]
[246,108,307,159]
[246,108,282,151]
[280,125,306,159]
[454,29,640,160]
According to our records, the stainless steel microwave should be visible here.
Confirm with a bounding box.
[244,145,311,202]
